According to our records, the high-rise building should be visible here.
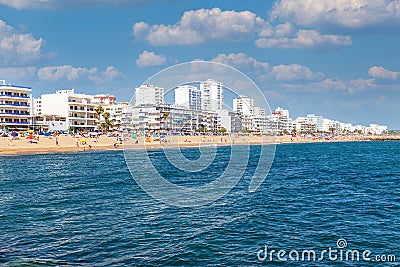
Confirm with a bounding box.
[0,80,31,130]
[174,85,202,110]
[135,84,164,106]
[233,96,254,115]
[200,79,223,111]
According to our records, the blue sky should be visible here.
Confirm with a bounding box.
[0,0,399,128]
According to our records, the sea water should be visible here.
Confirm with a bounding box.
[0,141,399,266]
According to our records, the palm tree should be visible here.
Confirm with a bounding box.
[94,106,104,120]
[102,112,113,132]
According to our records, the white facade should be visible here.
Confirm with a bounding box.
[135,84,164,106]
[130,104,219,133]
[200,79,224,112]
[0,80,31,129]
[306,114,324,132]
[102,102,131,128]
[174,85,201,110]
[267,107,292,134]
[294,117,316,133]
[233,96,254,115]
[322,119,342,133]
[41,89,97,131]
[31,98,42,116]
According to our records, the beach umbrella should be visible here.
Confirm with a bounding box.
[11,132,18,137]
[131,133,137,139]
[27,134,35,140]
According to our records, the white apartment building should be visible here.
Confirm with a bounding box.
[135,84,164,106]
[306,114,324,132]
[267,107,292,134]
[41,89,97,132]
[217,110,243,133]
[233,95,254,115]
[294,117,316,133]
[200,79,224,112]
[102,102,131,129]
[0,80,31,130]
[174,85,202,110]
[130,104,219,133]
[253,107,268,133]
[322,119,342,133]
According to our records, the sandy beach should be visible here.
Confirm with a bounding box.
[1,133,399,156]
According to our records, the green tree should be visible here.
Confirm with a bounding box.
[218,127,227,134]
[94,106,104,120]
[102,112,113,131]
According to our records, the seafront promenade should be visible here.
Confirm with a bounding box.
[1,133,399,155]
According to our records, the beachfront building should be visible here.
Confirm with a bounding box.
[0,80,31,130]
[306,114,324,132]
[102,102,131,129]
[135,84,164,106]
[200,79,224,112]
[130,104,219,133]
[92,94,132,130]
[233,96,254,115]
[41,89,97,132]
[253,107,268,133]
[294,117,316,133]
[322,119,342,134]
[267,107,292,134]
[174,85,202,111]
[217,110,243,133]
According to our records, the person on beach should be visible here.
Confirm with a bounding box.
[56,137,59,146]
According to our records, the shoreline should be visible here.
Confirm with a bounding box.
[1,134,399,156]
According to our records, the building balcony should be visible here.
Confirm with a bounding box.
[0,103,29,107]
[69,109,86,113]
[0,112,30,117]
[0,94,30,99]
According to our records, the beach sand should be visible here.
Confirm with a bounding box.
[1,134,399,156]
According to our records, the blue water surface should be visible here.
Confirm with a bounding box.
[0,141,399,266]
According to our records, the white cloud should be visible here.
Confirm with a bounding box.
[211,53,270,73]
[38,65,97,81]
[0,20,45,64]
[133,8,266,45]
[89,66,125,83]
[132,8,351,49]
[270,0,400,31]
[37,65,123,83]
[269,64,324,81]
[136,51,166,67]
[210,52,323,82]
[0,0,182,9]
[256,29,351,49]
[282,78,375,93]
[368,66,399,80]
[0,66,36,81]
